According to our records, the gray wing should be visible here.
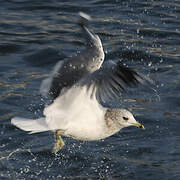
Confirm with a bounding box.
[40,12,104,99]
[80,60,153,103]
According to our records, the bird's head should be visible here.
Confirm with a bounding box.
[111,109,145,129]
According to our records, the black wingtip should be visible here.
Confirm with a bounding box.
[117,63,154,87]
[78,12,91,27]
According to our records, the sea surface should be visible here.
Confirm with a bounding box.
[0,0,180,179]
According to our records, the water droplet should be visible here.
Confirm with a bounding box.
[148,62,152,67]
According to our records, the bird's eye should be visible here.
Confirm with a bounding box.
[123,117,129,121]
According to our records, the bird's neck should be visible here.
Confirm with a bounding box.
[103,109,122,137]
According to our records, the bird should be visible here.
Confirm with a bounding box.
[11,12,148,153]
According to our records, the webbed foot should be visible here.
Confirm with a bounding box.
[52,130,65,153]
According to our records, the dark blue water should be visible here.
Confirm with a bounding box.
[0,0,180,179]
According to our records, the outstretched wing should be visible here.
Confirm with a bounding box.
[80,60,153,103]
[40,12,104,99]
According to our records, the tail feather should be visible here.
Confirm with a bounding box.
[11,117,50,134]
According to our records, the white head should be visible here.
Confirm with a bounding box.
[108,109,144,129]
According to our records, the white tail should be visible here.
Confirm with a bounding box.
[11,117,50,134]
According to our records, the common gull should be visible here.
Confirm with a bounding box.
[11,13,148,153]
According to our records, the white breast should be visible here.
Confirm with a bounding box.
[43,85,107,140]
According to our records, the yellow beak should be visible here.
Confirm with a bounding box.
[132,122,145,129]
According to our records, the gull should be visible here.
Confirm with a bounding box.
[11,13,148,153]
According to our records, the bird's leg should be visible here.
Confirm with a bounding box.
[52,129,65,153]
